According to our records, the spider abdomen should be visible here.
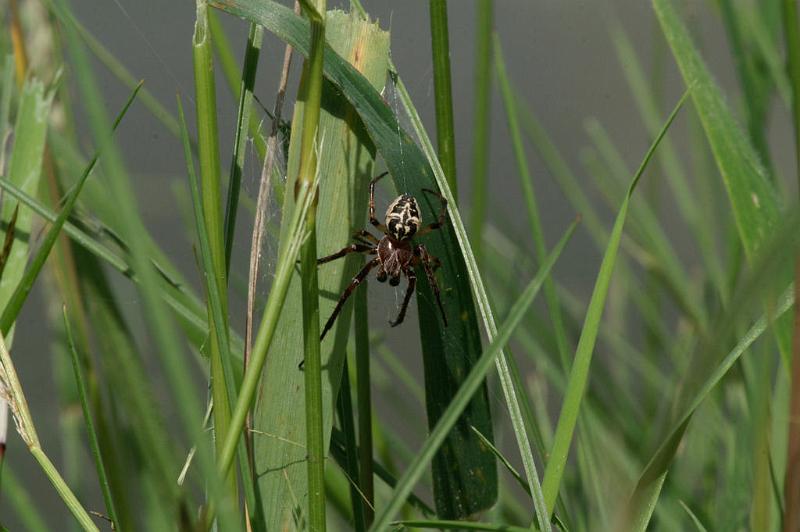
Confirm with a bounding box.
[385,194,422,240]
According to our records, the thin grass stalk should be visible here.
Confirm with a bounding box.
[783,0,800,528]
[0,177,214,352]
[540,88,690,517]
[2,467,49,532]
[215,121,319,486]
[354,284,374,526]
[337,361,367,531]
[63,308,119,530]
[56,0,219,518]
[243,11,296,491]
[296,1,326,528]
[8,0,27,85]
[369,219,579,532]
[176,98,262,529]
[0,82,143,335]
[192,0,235,503]
[391,521,528,532]
[207,11,268,161]
[429,0,457,199]
[223,22,263,273]
[468,0,492,259]
[0,332,98,532]
[494,36,571,373]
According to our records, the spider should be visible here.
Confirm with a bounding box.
[318,171,449,341]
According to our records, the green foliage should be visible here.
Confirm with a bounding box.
[5,0,800,530]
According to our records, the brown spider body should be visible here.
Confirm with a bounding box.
[376,236,414,285]
[317,172,448,341]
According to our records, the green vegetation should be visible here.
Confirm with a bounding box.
[1,1,799,530]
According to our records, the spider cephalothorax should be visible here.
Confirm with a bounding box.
[317,171,448,340]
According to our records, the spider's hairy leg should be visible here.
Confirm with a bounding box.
[416,244,447,327]
[369,171,389,233]
[317,243,375,265]
[354,229,380,244]
[390,269,416,327]
[415,187,448,237]
[320,257,380,340]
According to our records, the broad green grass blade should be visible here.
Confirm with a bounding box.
[217,0,498,516]
[207,12,389,528]
[652,0,791,365]
[371,218,578,532]
[0,82,141,335]
[541,88,690,517]
[0,77,54,324]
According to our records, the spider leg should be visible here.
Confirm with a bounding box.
[389,269,416,327]
[318,243,375,265]
[354,229,380,244]
[369,172,389,233]
[416,244,447,327]
[320,257,380,340]
[415,188,448,237]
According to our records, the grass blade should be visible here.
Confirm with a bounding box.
[1,467,49,532]
[468,0,493,259]
[0,81,142,335]
[192,1,235,504]
[296,2,327,529]
[354,284,374,526]
[370,218,579,532]
[541,87,690,516]
[62,307,119,530]
[222,22,263,272]
[0,332,98,531]
[210,2,498,517]
[652,0,791,365]
[782,0,800,526]
[429,0,458,199]
[0,77,54,319]
[177,96,262,528]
